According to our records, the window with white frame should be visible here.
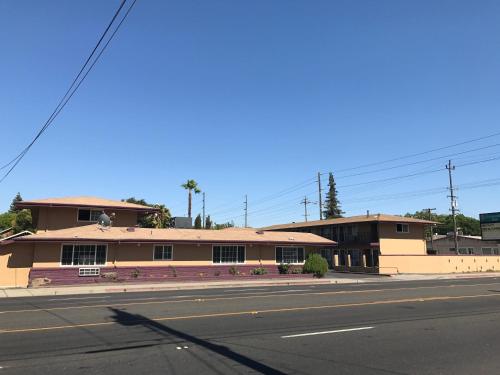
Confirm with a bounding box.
[396,223,409,233]
[78,209,102,222]
[276,246,305,264]
[482,247,493,255]
[213,245,245,264]
[61,244,107,266]
[153,245,173,260]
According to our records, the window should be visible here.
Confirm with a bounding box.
[213,245,245,264]
[154,245,173,260]
[276,246,305,264]
[60,244,107,266]
[396,223,409,233]
[482,247,492,255]
[78,209,102,222]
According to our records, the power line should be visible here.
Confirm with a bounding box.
[0,0,137,182]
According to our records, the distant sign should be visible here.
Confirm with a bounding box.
[480,212,500,240]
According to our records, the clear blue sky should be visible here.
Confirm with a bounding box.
[1,0,500,227]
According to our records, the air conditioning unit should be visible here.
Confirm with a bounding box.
[79,268,100,277]
[171,217,193,229]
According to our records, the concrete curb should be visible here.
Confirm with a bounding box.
[0,278,368,298]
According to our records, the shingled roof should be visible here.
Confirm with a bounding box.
[16,196,158,212]
[11,225,336,246]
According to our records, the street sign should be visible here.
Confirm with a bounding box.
[480,212,500,240]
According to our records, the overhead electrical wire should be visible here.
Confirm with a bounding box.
[0,0,137,183]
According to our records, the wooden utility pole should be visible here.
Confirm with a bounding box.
[244,195,248,228]
[202,192,206,228]
[446,160,459,254]
[317,172,323,220]
[300,196,314,222]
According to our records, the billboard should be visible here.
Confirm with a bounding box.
[480,212,500,241]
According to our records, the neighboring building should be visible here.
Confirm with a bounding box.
[261,214,436,273]
[16,196,158,231]
[0,225,334,287]
[428,234,500,255]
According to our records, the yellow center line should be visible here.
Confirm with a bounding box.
[1,293,499,334]
[1,282,499,315]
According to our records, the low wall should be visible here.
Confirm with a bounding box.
[379,255,500,274]
[29,264,310,287]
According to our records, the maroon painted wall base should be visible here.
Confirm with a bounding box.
[29,265,311,287]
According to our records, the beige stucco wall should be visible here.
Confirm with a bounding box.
[379,255,500,274]
[35,207,139,231]
[0,243,34,287]
[378,222,427,255]
[29,242,320,268]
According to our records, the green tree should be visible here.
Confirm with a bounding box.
[302,253,329,278]
[194,214,202,229]
[0,212,16,230]
[9,192,22,213]
[13,209,34,233]
[323,172,343,219]
[213,221,235,230]
[205,215,212,229]
[181,180,201,218]
[122,198,171,228]
[405,211,481,236]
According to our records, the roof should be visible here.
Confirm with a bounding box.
[0,230,33,243]
[10,225,336,246]
[260,214,437,231]
[15,196,158,212]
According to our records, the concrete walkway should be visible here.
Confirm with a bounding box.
[2,271,500,298]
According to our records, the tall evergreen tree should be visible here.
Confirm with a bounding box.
[205,215,212,229]
[9,192,22,213]
[323,172,343,219]
[194,214,202,229]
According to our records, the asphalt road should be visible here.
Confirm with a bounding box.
[1,277,500,374]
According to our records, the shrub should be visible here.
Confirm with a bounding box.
[291,267,302,274]
[169,266,177,277]
[302,254,328,278]
[278,263,291,274]
[214,270,221,276]
[228,266,239,276]
[131,268,140,278]
[251,267,268,275]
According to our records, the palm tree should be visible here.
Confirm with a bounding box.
[181,179,201,218]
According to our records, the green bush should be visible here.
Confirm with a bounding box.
[278,263,291,274]
[302,254,328,278]
[251,267,268,275]
[228,266,239,276]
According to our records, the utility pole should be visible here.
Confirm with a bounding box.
[300,196,315,222]
[317,172,323,220]
[244,195,248,228]
[424,208,436,252]
[446,160,459,254]
[202,192,206,228]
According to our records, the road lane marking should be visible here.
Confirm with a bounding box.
[281,326,374,338]
[48,296,109,301]
[1,293,499,335]
[1,282,499,315]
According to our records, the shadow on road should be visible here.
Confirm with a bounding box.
[107,307,286,375]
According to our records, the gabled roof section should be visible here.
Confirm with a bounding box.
[260,214,437,231]
[15,196,159,212]
[11,225,336,246]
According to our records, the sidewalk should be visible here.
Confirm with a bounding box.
[0,276,371,298]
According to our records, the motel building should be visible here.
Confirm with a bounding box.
[0,197,334,288]
[262,214,500,275]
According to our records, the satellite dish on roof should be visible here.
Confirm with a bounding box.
[97,213,111,228]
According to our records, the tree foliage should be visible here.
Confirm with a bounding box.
[13,209,34,233]
[205,215,212,229]
[194,214,202,229]
[181,179,201,218]
[405,210,481,236]
[123,198,171,228]
[0,212,16,230]
[323,172,343,219]
[9,192,22,213]
[213,221,235,230]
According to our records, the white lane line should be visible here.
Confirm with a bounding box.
[281,326,374,338]
[224,288,269,292]
[48,296,109,301]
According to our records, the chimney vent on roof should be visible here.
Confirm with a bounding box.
[126,227,135,232]
[366,210,370,218]
[256,230,264,235]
